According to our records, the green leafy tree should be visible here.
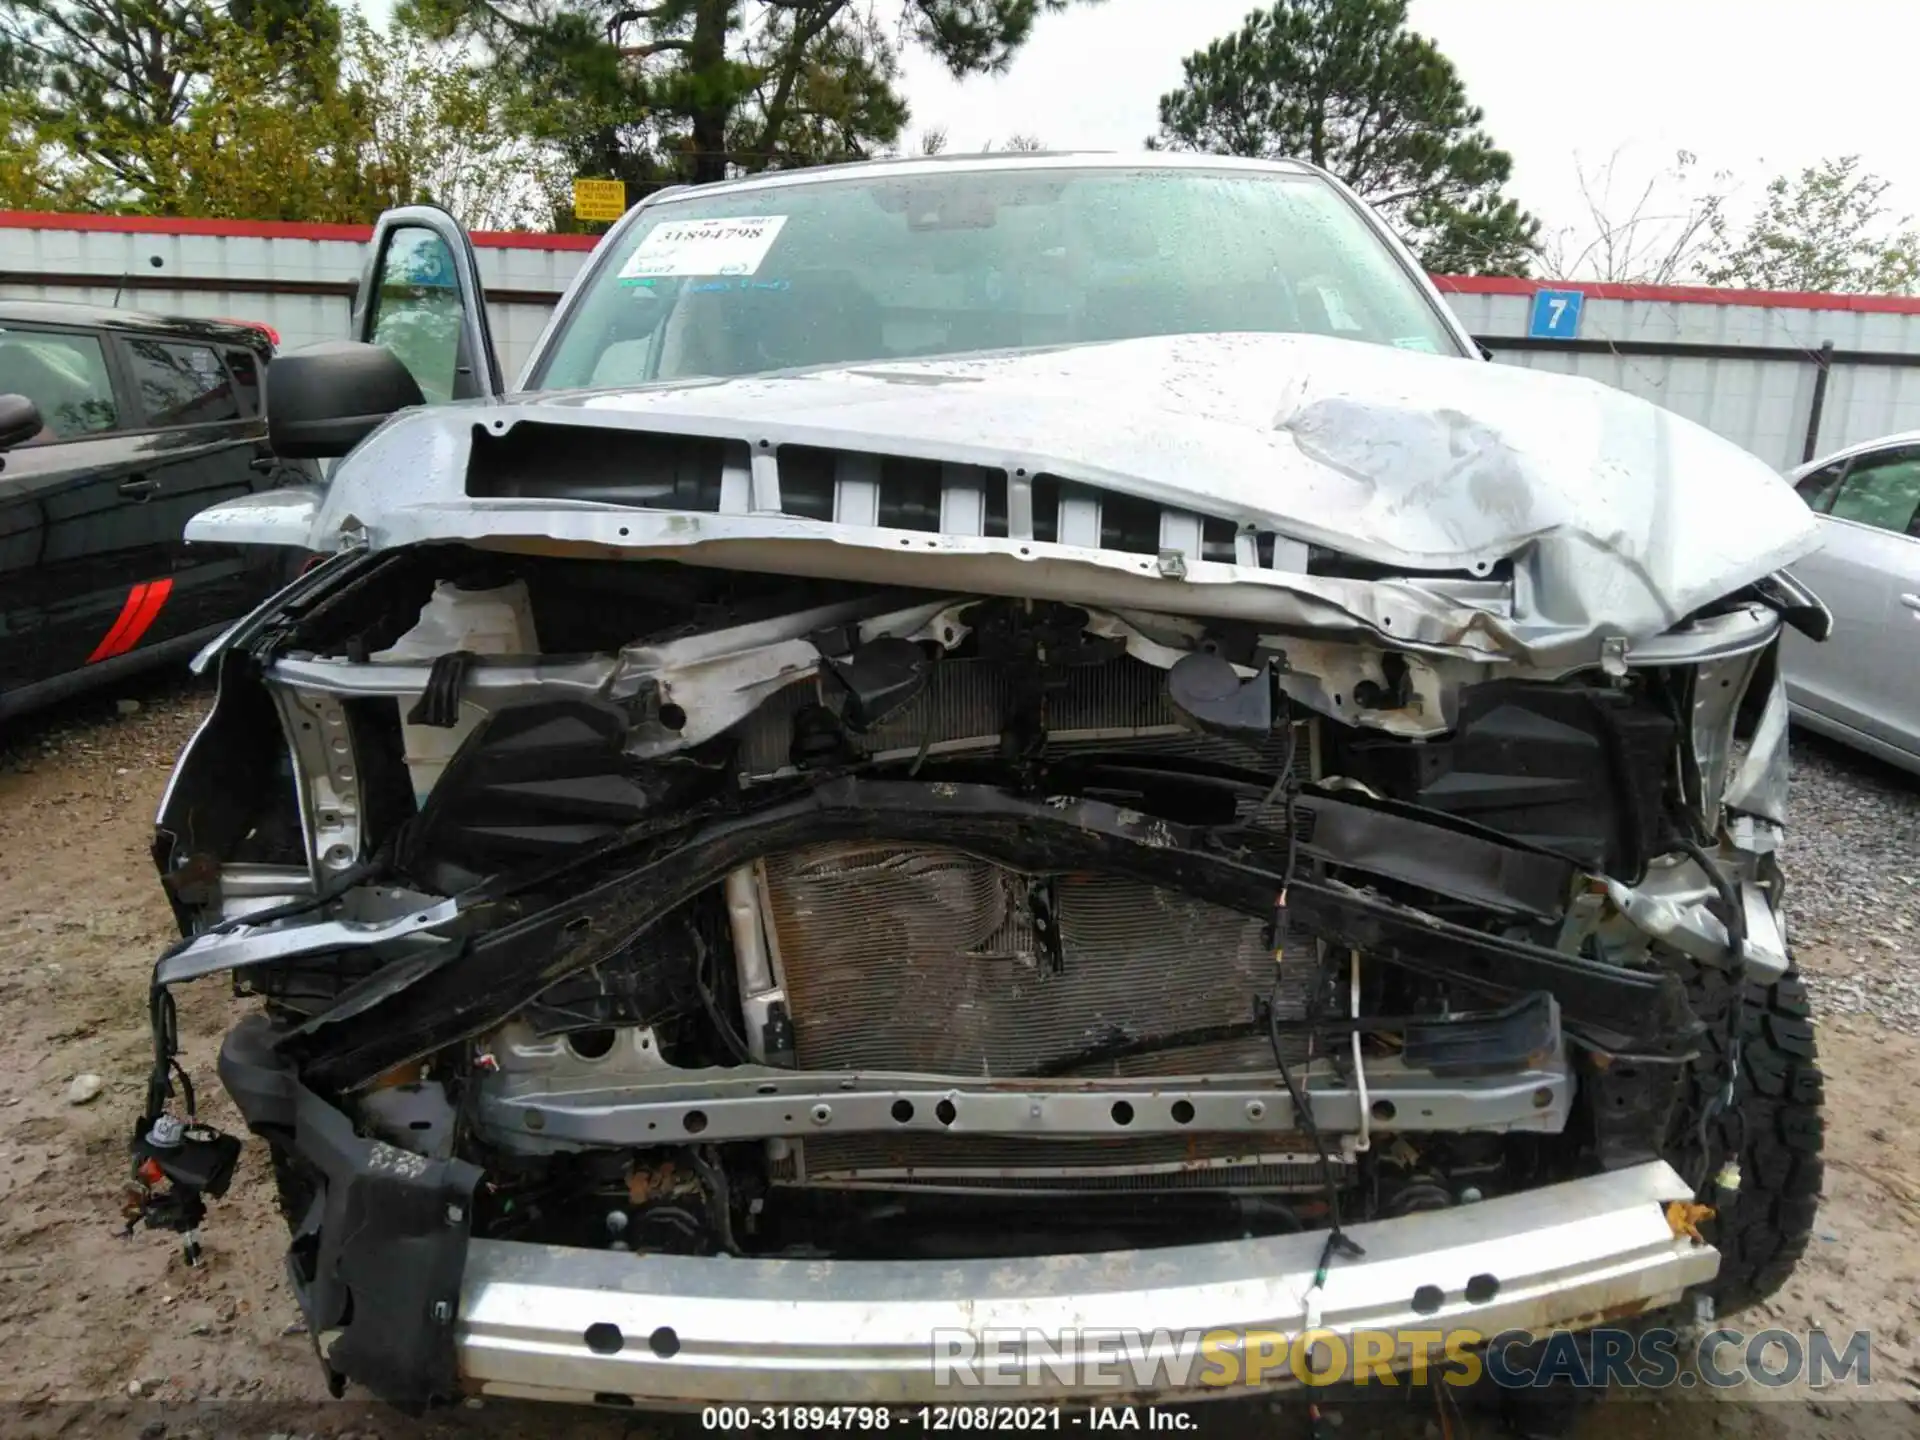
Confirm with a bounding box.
[399,0,1092,215]
[344,14,570,228]
[0,6,560,225]
[129,19,374,219]
[0,0,221,203]
[0,0,344,208]
[1151,0,1537,275]
[0,91,95,210]
[1703,155,1920,294]
[0,0,346,202]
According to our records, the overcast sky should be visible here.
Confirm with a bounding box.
[896,0,1919,242]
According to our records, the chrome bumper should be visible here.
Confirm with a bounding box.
[457,1160,1713,1406]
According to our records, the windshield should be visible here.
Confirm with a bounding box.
[531,166,1462,391]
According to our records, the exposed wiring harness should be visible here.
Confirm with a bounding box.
[144,845,399,1118]
[1260,702,1365,1291]
[693,926,757,1066]
[687,1145,741,1255]
[143,984,196,1120]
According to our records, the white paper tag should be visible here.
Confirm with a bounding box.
[619,215,789,279]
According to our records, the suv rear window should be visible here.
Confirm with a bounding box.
[124,338,240,426]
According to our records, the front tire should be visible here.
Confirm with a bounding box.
[1670,957,1825,1315]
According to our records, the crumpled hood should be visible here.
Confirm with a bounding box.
[200,331,1820,657]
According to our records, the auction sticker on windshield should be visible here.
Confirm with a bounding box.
[620,216,789,279]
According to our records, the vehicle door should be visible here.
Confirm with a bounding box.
[1782,444,1920,754]
[0,321,171,700]
[352,207,503,401]
[106,330,276,641]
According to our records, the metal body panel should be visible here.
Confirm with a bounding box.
[1783,518,1920,749]
[1780,440,1920,767]
[454,1160,1712,1404]
[0,304,291,713]
[1790,701,1920,777]
[185,329,1819,673]
[473,1064,1574,1150]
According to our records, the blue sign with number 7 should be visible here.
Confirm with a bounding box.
[1528,288,1584,339]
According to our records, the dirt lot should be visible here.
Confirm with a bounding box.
[3,673,1919,1439]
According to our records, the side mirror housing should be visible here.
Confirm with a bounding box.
[266,341,426,460]
[0,392,45,451]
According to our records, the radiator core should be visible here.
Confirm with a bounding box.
[764,845,1281,1077]
[745,652,1327,1191]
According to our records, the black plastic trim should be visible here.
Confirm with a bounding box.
[218,1015,481,1407]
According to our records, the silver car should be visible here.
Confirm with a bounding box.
[1784,435,1920,773]
[125,153,1828,1411]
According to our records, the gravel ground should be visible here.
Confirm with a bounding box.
[1779,734,1920,1032]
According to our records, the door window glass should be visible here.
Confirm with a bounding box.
[1826,453,1920,535]
[124,339,241,426]
[0,328,118,440]
[1793,461,1846,513]
[224,347,262,417]
[367,227,463,403]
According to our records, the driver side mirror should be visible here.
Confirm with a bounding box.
[266,341,426,459]
[0,392,44,452]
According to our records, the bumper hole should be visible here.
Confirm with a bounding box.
[593,1393,634,1407]
[650,1325,681,1358]
[935,1099,957,1126]
[1465,1274,1500,1304]
[1370,1099,1397,1122]
[567,1028,616,1060]
[1411,1285,1445,1316]
[1110,1101,1135,1126]
[891,1099,915,1123]
[659,703,687,732]
[683,1110,708,1134]
[585,1323,625,1355]
[1170,1100,1195,1125]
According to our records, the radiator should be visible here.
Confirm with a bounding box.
[742,651,1328,1192]
[764,847,1285,1077]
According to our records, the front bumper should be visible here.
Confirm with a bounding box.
[457,1160,1712,1406]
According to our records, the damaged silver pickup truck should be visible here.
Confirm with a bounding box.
[131,154,1829,1410]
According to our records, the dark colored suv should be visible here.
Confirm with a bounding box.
[0,301,308,720]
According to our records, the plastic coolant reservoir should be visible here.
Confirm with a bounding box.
[371,579,540,805]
